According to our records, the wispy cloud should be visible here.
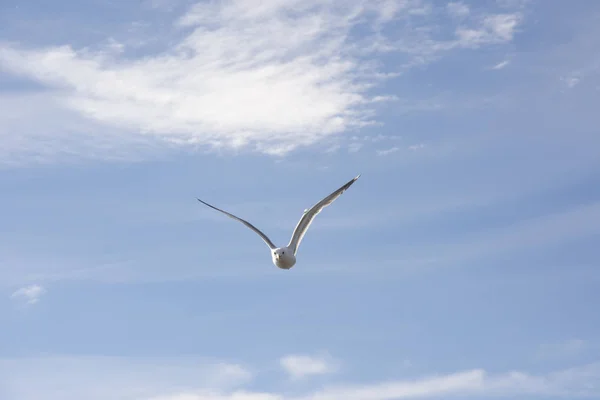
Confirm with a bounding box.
[562,57,600,89]
[376,146,400,156]
[0,0,525,162]
[455,14,522,49]
[135,363,600,400]
[347,142,363,153]
[279,353,339,379]
[447,2,470,18]
[0,356,252,400]
[408,143,425,151]
[289,363,600,399]
[10,284,45,305]
[427,201,600,266]
[491,59,510,69]
[3,356,600,400]
[563,75,581,88]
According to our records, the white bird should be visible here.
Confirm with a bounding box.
[196,174,360,269]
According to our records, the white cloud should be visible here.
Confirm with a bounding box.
[366,134,400,142]
[2,355,600,400]
[348,142,363,153]
[496,0,531,8]
[147,363,600,400]
[408,143,424,151]
[279,353,338,379]
[447,2,470,18]
[0,0,525,162]
[492,59,510,69]
[376,146,399,156]
[455,14,521,48]
[10,284,45,304]
[563,75,581,88]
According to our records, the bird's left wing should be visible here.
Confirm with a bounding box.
[197,198,277,250]
[287,174,360,255]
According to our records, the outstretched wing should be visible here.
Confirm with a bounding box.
[287,174,360,255]
[196,198,277,250]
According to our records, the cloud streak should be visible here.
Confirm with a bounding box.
[376,146,400,156]
[5,356,597,400]
[149,362,600,399]
[492,60,510,69]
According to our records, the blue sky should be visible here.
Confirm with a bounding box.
[1,0,600,399]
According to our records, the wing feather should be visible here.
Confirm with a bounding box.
[196,198,277,250]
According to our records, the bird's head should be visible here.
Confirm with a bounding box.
[273,247,292,260]
[272,247,296,269]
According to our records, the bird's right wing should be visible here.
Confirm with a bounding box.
[287,174,360,255]
[196,198,277,250]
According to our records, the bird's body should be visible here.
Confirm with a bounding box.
[197,174,360,269]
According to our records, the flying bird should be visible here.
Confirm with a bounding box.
[196,174,360,269]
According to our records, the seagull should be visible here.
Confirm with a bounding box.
[196,174,360,270]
